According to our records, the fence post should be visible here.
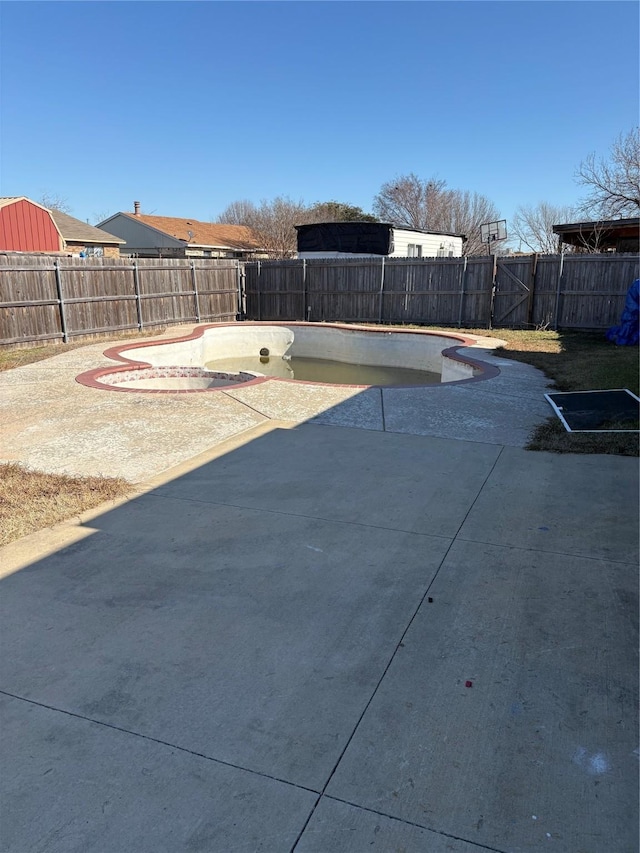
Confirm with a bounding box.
[487,253,498,329]
[378,256,386,323]
[457,256,468,327]
[54,259,69,343]
[190,261,201,322]
[257,260,261,321]
[133,261,143,329]
[236,262,243,320]
[302,258,307,321]
[553,252,565,330]
[527,253,538,327]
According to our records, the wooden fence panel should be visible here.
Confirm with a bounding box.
[461,258,493,328]
[195,262,239,322]
[0,255,63,343]
[383,257,467,325]
[558,254,639,329]
[136,259,196,326]
[531,255,563,328]
[61,257,138,335]
[244,261,304,321]
[306,259,381,322]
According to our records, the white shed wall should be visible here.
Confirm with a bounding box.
[389,229,463,258]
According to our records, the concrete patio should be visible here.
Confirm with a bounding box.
[0,326,638,852]
[0,324,552,481]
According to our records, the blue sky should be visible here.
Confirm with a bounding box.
[1,1,638,231]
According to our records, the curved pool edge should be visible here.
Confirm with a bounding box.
[75,322,501,393]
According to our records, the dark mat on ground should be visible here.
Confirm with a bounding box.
[546,389,640,431]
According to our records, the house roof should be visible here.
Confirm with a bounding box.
[118,213,262,250]
[49,209,126,245]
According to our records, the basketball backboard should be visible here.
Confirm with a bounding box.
[480,220,507,244]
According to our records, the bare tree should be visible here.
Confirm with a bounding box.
[214,199,258,226]
[373,174,500,256]
[575,128,640,218]
[217,196,308,258]
[373,174,449,230]
[39,192,72,213]
[444,190,502,256]
[92,210,114,226]
[511,201,576,253]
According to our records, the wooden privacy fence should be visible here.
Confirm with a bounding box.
[2,252,639,346]
[0,255,242,345]
[244,253,640,330]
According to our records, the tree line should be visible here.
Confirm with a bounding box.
[213,128,638,258]
[214,180,500,259]
[42,128,638,258]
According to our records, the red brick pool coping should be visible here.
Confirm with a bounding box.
[75,322,501,394]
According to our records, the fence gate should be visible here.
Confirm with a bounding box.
[491,255,538,328]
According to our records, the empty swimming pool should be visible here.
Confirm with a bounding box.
[76,323,495,393]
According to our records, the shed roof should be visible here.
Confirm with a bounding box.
[552,217,639,235]
[0,196,53,213]
[552,217,639,250]
[118,213,262,250]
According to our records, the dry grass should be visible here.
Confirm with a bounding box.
[0,463,131,547]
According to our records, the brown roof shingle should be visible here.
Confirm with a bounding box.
[49,210,126,245]
[122,213,262,250]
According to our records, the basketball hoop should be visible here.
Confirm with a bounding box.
[480,220,507,255]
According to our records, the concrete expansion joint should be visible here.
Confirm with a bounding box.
[143,491,455,539]
[307,795,511,853]
[454,535,640,565]
[0,689,320,796]
[220,389,274,421]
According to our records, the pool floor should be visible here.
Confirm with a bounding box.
[204,356,441,386]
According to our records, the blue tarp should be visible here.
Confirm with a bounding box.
[606,279,639,346]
